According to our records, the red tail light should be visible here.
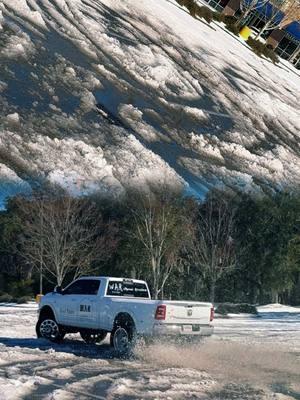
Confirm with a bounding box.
[210,307,214,322]
[155,305,166,320]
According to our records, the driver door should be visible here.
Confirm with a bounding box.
[59,279,100,328]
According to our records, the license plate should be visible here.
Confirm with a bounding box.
[182,325,193,333]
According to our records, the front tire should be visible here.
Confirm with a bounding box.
[36,315,65,343]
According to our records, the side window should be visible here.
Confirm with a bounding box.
[83,280,100,295]
[63,280,85,295]
[63,280,100,295]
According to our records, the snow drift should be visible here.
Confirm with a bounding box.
[0,0,300,202]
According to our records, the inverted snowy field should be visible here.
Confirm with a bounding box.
[0,303,299,399]
[0,0,300,200]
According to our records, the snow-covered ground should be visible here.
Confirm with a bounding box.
[0,302,299,399]
[0,0,300,203]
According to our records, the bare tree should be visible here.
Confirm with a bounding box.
[279,0,300,27]
[17,193,117,287]
[236,0,269,27]
[255,0,300,38]
[190,193,236,303]
[128,187,193,299]
[289,44,300,62]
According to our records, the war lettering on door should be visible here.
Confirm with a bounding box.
[80,305,91,312]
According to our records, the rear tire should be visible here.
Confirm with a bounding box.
[110,320,136,356]
[36,313,65,343]
[80,331,107,344]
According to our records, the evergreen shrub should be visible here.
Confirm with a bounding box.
[16,296,32,304]
[215,303,258,315]
[225,20,240,35]
[212,12,225,23]
[223,15,237,25]
[247,37,279,64]
[0,293,14,303]
[197,7,214,23]
[8,279,33,298]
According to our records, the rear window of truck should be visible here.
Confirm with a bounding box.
[106,280,149,298]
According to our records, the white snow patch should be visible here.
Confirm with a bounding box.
[257,303,300,313]
[118,104,159,142]
[0,81,7,93]
[1,0,46,29]
[0,376,45,400]
[6,113,20,125]
[1,33,35,59]
[0,164,31,207]
[80,91,96,112]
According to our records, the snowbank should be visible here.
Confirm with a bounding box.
[0,0,299,197]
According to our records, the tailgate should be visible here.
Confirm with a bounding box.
[164,302,212,325]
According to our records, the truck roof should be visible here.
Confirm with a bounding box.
[77,276,147,284]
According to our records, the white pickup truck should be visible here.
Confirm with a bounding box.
[36,276,214,354]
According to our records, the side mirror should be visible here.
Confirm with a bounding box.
[54,285,62,294]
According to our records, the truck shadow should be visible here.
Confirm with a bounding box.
[0,336,120,360]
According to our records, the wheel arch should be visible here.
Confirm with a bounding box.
[113,312,136,331]
[39,305,57,321]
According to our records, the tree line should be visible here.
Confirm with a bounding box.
[0,186,299,305]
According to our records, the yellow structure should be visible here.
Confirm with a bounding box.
[240,26,252,40]
[35,294,43,303]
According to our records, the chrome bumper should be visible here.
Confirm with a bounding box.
[153,323,214,336]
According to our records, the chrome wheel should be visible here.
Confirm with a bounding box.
[113,327,130,354]
[39,319,60,341]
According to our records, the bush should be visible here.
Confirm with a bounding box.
[223,15,237,25]
[215,303,258,315]
[0,293,14,303]
[176,0,216,24]
[8,279,33,298]
[0,293,32,303]
[176,0,199,17]
[176,0,212,21]
[197,6,213,24]
[16,296,32,304]
[225,20,240,36]
[212,12,225,23]
[247,37,279,64]
[264,45,279,64]
[247,37,265,56]
[213,15,240,36]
